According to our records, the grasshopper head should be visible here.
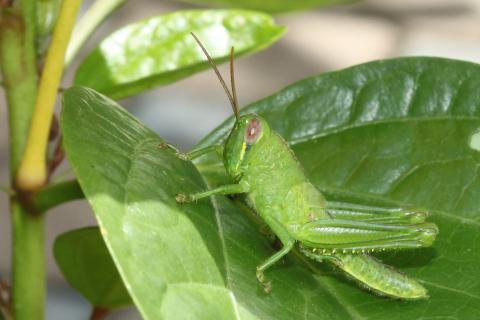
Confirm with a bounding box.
[189,34,271,180]
[224,114,270,181]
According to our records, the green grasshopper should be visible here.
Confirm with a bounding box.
[176,33,438,299]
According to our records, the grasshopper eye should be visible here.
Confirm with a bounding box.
[245,118,262,144]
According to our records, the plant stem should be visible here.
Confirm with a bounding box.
[16,0,82,191]
[0,7,38,178]
[1,2,42,319]
[34,179,84,212]
[11,203,45,320]
[0,278,12,320]
[89,306,110,320]
[65,0,127,68]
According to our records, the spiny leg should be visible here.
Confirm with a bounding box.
[176,181,249,203]
[256,216,295,293]
[326,201,429,224]
[297,219,437,253]
[299,246,343,265]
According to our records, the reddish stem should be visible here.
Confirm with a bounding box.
[0,278,12,320]
[46,135,64,181]
[90,306,110,320]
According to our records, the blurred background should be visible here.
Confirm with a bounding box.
[2,0,480,318]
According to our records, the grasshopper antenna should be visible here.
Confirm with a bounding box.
[190,32,240,120]
[230,46,240,118]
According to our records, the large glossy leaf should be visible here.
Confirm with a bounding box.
[73,10,284,99]
[62,86,372,320]
[174,0,352,13]
[63,57,480,320]
[54,227,132,309]
[196,57,480,317]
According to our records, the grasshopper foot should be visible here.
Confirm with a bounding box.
[256,268,272,293]
[175,194,193,203]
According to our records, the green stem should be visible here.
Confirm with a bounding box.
[0,5,38,178]
[1,1,45,319]
[11,203,45,320]
[64,0,126,68]
[34,179,84,212]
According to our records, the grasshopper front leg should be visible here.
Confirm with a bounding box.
[178,144,223,161]
[176,181,249,203]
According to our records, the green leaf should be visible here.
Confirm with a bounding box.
[53,227,132,309]
[196,57,480,317]
[62,86,366,320]
[63,57,480,319]
[73,9,284,99]
[173,0,352,13]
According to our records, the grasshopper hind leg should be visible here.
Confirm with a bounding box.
[299,246,343,265]
[297,218,437,253]
[326,201,429,225]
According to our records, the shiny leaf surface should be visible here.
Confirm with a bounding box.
[173,0,352,13]
[74,10,284,99]
[196,57,480,318]
[63,57,480,319]
[62,86,373,320]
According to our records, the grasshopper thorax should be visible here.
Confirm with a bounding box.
[224,114,271,181]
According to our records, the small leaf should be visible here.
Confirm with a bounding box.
[54,227,132,309]
[173,0,353,13]
[74,9,284,99]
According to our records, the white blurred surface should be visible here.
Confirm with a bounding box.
[2,0,480,318]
